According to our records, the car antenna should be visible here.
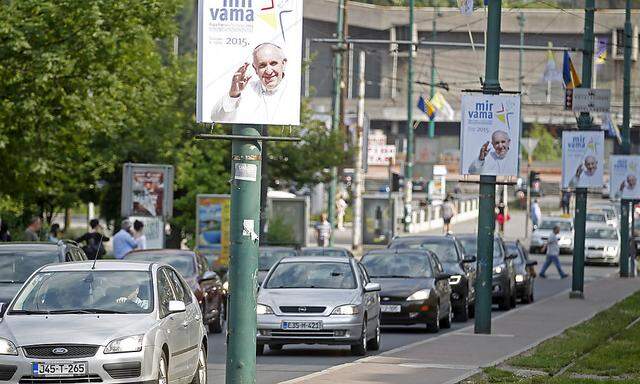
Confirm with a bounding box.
[91,233,104,270]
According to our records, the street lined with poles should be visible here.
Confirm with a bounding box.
[403,0,415,233]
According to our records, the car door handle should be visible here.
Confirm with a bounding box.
[182,321,189,328]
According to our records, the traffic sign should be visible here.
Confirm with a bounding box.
[571,88,611,113]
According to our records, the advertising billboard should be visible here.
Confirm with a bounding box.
[121,164,174,219]
[196,0,303,125]
[561,131,605,189]
[460,94,521,176]
[196,194,231,267]
[610,155,640,200]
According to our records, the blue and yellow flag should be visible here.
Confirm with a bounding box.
[562,51,582,89]
[418,95,436,121]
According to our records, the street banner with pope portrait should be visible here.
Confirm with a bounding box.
[561,131,605,189]
[196,0,303,125]
[609,155,640,200]
[460,94,521,176]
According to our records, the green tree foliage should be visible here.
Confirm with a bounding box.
[522,124,561,162]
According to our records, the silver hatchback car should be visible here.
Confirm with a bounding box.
[0,261,207,384]
[257,256,381,356]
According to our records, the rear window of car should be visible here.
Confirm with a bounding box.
[361,252,433,278]
[265,261,356,289]
[539,220,572,231]
[259,249,297,271]
[0,251,59,283]
[125,253,196,278]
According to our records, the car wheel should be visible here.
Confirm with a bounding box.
[351,317,367,356]
[209,303,225,334]
[455,295,469,322]
[440,303,452,329]
[367,316,381,351]
[426,304,440,333]
[158,352,168,384]
[268,344,283,351]
[468,301,475,318]
[190,344,207,384]
[256,344,264,355]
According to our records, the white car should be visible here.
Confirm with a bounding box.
[586,211,610,227]
[530,218,574,254]
[0,261,207,384]
[585,225,620,265]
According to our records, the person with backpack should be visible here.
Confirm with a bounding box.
[76,219,109,260]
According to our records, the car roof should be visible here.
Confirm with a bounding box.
[126,249,196,257]
[40,261,154,272]
[541,216,573,222]
[364,248,434,257]
[260,246,297,251]
[279,255,351,263]
[0,243,60,251]
[301,247,348,251]
[392,235,456,242]
[586,223,616,229]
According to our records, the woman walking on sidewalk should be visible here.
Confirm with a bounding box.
[539,225,568,279]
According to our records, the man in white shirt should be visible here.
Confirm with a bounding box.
[468,130,512,175]
[614,174,638,199]
[569,155,599,188]
[539,225,568,279]
[212,43,290,124]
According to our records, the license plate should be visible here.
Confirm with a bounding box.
[32,362,87,377]
[281,321,322,330]
[380,305,401,313]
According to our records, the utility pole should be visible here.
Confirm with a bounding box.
[352,50,366,254]
[619,0,633,278]
[428,6,437,139]
[571,0,595,299]
[518,12,525,94]
[404,0,415,233]
[226,125,262,384]
[474,0,502,335]
[328,0,346,244]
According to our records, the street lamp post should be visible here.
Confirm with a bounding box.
[404,0,415,233]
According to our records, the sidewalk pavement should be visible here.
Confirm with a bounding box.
[282,274,640,384]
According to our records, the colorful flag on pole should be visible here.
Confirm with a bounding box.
[431,92,455,121]
[562,51,582,89]
[418,95,436,121]
[602,113,622,144]
[595,37,608,66]
[543,44,563,83]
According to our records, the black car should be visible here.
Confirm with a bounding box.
[505,240,537,304]
[258,246,299,285]
[300,247,354,257]
[0,241,87,310]
[124,249,227,333]
[361,249,452,332]
[456,234,518,310]
[389,235,476,321]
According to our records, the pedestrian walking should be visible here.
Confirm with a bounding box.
[561,190,571,215]
[496,202,510,235]
[76,218,109,260]
[315,213,332,247]
[531,199,542,230]
[24,216,41,241]
[112,219,138,259]
[133,220,147,250]
[336,196,348,230]
[442,196,456,234]
[48,223,61,243]
[539,225,568,279]
[0,221,11,242]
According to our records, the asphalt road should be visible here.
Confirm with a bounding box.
[206,209,619,384]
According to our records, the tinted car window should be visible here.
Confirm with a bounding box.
[539,220,572,231]
[505,243,524,265]
[586,213,606,222]
[266,262,356,289]
[157,269,175,318]
[418,239,460,264]
[0,251,59,283]
[167,269,192,304]
[361,253,433,278]
[259,249,297,271]
[458,237,503,261]
[125,252,196,278]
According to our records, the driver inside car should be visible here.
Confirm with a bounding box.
[116,284,149,310]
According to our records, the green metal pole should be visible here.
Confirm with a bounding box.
[428,6,437,138]
[404,0,415,232]
[518,12,525,94]
[328,0,346,244]
[619,0,632,278]
[226,125,262,384]
[571,0,595,299]
[474,0,502,335]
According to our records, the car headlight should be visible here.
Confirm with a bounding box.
[559,237,572,245]
[331,304,359,315]
[104,335,143,354]
[515,274,524,283]
[407,289,431,301]
[493,265,504,274]
[256,304,274,315]
[449,275,462,285]
[0,338,17,356]
[605,246,617,255]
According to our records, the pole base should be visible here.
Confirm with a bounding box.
[569,291,584,299]
[620,272,633,278]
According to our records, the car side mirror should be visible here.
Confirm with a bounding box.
[364,282,381,292]
[526,260,538,267]
[462,255,477,263]
[507,253,518,260]
[168,300,186,313]
[199,271,218,282]
[436,273,451,281]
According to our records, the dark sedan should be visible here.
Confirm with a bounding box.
[456,234,518,310]
[389,235,476,321]
[124,249,226,333]
[505,240,537,304]
[258,246,299,285]
[0,242,87,311]
[300,247,354,257]
[361,249,452,332]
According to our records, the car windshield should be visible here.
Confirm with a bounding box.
[539,220,572,231]
[417,239,460,264]
[265,262,356,289]
[10,271,153,315]
[458,237,503,261]
[124,253,196,277]
[259,249,297,271]
[362,253,433,278]
[586,228,617,240]
[0,251,59,284]
[300,248,348,257]
[586,213,606,222]
[505,243,524,265]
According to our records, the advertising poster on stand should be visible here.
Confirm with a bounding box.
[610,155,640,200]
[129,216,165,250]
[460,94,521,176]
[562,131,605,189]
[196,195,231,267]
[132,171,165,217]
[196,0,303,125]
